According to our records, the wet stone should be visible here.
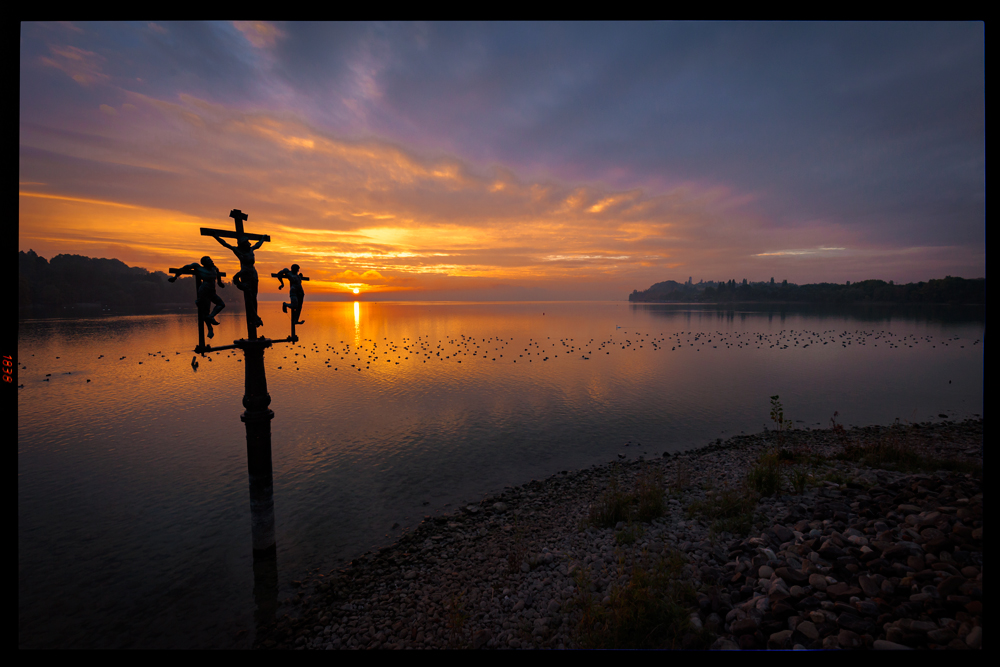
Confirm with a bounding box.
[926,628,956,644]
[768,630,793,649]
[854,600,879,617]
[827,582,862,601]
[838,629,862,648]
[795,620,819,641]
[858,575,881,598]
[937,575,965,598]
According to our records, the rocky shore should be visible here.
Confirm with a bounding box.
[256,418,982,650]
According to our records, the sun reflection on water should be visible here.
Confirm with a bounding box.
[353,301,360,346]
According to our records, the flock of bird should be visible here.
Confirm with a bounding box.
[17,328,980,386]
[275,328,975,372]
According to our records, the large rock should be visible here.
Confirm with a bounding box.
[818,543,848,560]
[771,525,795,544]
[837,629,862,648]
[730,618,758,636]
[710,638,741,650]
[826,582,862,601]
[858,575,881,598]
[922,537,955,555]
[837,613,873,635]
[776,567,809,585]
[795,620,819,641]
[926,628,956,645]
[472,629,492,649]
[768,630,793,649]
[882,544,916,561]
[854,600,879,617]
[808,574,828,591]
[936,575,965,598]
[796,595,822,611]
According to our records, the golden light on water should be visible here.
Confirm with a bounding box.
[353,300,360,345]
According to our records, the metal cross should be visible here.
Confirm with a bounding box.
[200,209,271,244]
[201,209,271,340]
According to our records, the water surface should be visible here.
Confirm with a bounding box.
[18,301,983,648]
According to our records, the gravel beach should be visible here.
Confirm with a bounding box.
[256,418,982,650]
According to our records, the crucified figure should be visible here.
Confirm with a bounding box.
[212,233,265,328]
[275,264,305,325]
[169,256,226,338]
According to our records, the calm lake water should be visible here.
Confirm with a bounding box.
[17,301,983,648]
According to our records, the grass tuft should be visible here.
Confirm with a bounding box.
[834,426,982,477]
[687,485,759,537]
[445,590,469,647]
[635,466,666,522]
[588,464,667,529]
[588,476,634,528]
[791,468,810,494]
[506,522,528,574]
[573,551,712,649]
[745,449,784,497]
[615,522,644,546]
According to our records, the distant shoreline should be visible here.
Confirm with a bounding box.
[628,277,984,306]
[627,300,986,307]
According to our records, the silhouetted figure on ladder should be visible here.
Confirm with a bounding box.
[212,233,265,329]
[169,256,226,339]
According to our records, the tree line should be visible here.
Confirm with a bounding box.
[628,276,984,304]
[18,250,202,313]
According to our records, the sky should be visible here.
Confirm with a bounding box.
[19,21,985,301]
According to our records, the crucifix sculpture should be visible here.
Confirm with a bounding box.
[168,257,227,351]
[201,209,271,341]
[272,265,309,342]
[167,208,302,630]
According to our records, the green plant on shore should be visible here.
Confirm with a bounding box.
[686,446,792,534]
[777,448,797,462]
[506,522,528,574]
[615,521,644,546]
[673,460,691,492]
[835,433,982,477]
[588,473,634,529]
[836,437,920,470]
[573,551,711,649]
[588,464,667,529]
[635,466,666,522]
[687,484,759,537]
[819,469,849,486]
[711,511,758,537]
[445,590,469,647]
[830,410,846,442]
[791,468,810,494]
[770,395,794,443]
[745,449,784,497]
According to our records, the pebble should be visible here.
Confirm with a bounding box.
[255,419,982,650]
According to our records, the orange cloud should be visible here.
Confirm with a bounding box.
[39,45,108,86]
[20,91,860,299]
[233,21,286,49]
